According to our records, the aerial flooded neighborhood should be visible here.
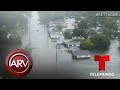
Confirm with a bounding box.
[0,11,120,79]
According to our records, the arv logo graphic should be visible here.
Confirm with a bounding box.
[5,49,33,77]
[94,55,110,71]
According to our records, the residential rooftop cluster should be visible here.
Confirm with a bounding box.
[46,17,91,59]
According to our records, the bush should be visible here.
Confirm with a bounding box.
[63,29,72,39]
[81,38,94,50]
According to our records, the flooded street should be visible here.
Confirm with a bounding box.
[22,11,120,79]
[22,11,64,78]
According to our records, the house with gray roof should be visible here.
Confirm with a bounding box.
[72,50,91,59]
[68,46,80,52]
[63,39,80,47]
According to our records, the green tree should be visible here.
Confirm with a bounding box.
[0,11,29,46]
[71,11,118,40]
[78,19,88,30]
[89,29,97,36]
[104,17,118,31]
[77,19,89,38]
[87,16,98,28]
[81,38,94,50]
[63,29,72,39]
[118,35,120,41]
[56,24,64,30]
[72,29,81,37]
[91,34,110,50]
[102,28,112,39]
[97,17,118,38]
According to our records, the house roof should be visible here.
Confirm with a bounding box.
[72,50,90,56]
[64,39,80,45]
[50,32,60,39]
[68,46,80,51]
[52,29,62,33]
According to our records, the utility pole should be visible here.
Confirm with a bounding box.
[56,43,57,62]
[29,23,31,47]
[55,43,63,75]
[28,15,31,47]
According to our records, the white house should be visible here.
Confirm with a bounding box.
[64,17,75,30]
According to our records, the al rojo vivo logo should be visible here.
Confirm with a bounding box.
[90,54,114,77]
[5,49,33,77]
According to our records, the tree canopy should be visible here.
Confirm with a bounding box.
[0,11,30,46]
[91,34,110,50]
[63,29,72,39]
[81,38,94,50]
